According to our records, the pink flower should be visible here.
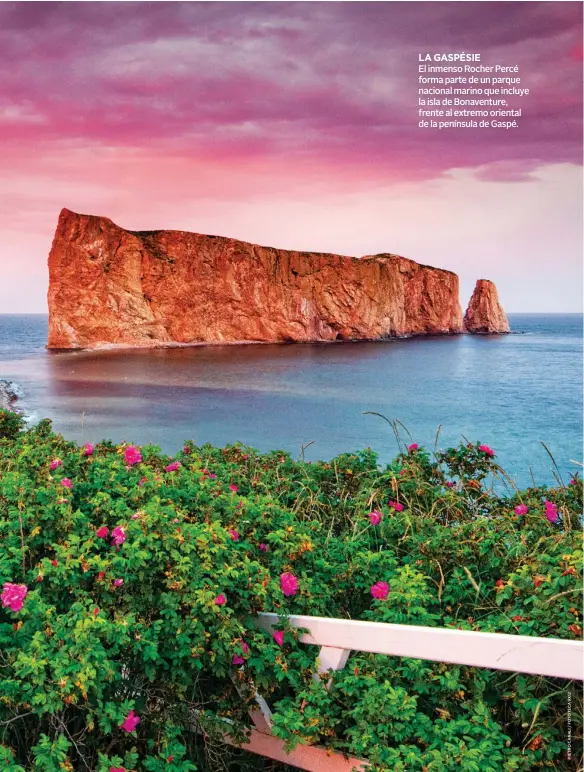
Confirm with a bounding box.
[119,710,140,733]
[273,630,285,647]
[131,513,141,520]
[370,581,390,600]
[61,478,72,489]
[228,529,239,541]
[407,443,419,452]
[1,582,28,612]
[445,481,456,488]
[50,458,63,471]
[83,443,94,456]
[110,768,125,772]
[280,572,299,597]
[165,461,180,472]
[544,500,559,524]
[96,526,109,539]
[259,543,268,552]
[388,500,404,512]
[113,579,124,587]
[232,641,249,665]
[215,594,226,606]
[124,446,142,466]
[111,526,126,546]
[570,478,578,485]
[369,510,382,526]
[479,444,495,457]
[514,504,528,516]
[229,484,238,492]
[209,473,217,479]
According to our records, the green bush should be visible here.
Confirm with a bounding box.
[0,411,581,770]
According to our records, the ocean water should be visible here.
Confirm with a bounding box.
[0,313,581,488]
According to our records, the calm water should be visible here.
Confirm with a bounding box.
[0,314,581,488]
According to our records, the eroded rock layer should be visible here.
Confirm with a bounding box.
[48,208,468,349]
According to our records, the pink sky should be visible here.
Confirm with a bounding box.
[0,1,582,313]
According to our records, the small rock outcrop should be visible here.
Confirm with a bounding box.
[47,209,466,349]
[464,280,510,334]
[0,380,21,412]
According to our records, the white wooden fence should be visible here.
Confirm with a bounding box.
[210,613,584,772]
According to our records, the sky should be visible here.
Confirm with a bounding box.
[0,1,582,313]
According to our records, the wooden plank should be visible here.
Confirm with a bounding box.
[315,646,351,690]
[221,727,369,772]
[256,613,584,680]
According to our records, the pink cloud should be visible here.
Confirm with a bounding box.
[0,2,580,181]
[0,2,581,313]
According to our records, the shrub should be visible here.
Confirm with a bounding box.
[0,412,581,770]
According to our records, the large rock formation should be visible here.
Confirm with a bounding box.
[47,209,504,349]
[463,279,510,334]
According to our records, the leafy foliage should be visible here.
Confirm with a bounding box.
[0,412,581,770]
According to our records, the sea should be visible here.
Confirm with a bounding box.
[0,313,581,489]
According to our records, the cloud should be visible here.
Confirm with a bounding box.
[0,2,580,181]
[0,2,581,313]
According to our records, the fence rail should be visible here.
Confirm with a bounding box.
[205,613,583,772]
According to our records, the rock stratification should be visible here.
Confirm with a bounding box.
[47,209,468,349]
[463,279,510,334]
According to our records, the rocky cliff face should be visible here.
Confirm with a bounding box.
[463,279,510,334]
[48,209,468,349]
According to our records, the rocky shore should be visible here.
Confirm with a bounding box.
[0,380,21,412]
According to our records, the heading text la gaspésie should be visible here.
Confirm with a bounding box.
[419,53,481,62]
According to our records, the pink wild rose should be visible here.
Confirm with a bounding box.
[110,768,125,772]
[111,526,126,546]
[544,500,559,524]
[514,504,528,516]
[96,526,109,539]
[407,443,419,452]
[445,481,456,488]
[120,710,140,733]
[1,582,28,612]
[280,572,299,597]
[113,579,124,587]
[209,473,217,479]
[228,529,239,541]
[479,444,495,457]
[61,478,72,489]
[273,630,285,647]
[369,510,382,526]
[388,500,404,512]
[215,594,226,606]
[83,443,94,456]
[232,641,250,665]
[370,581,390,600]
[50,458,63,471]
[229,484,239,492]
[124,446,142,466]
[259,542,268,552]
[165,461,180,472]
